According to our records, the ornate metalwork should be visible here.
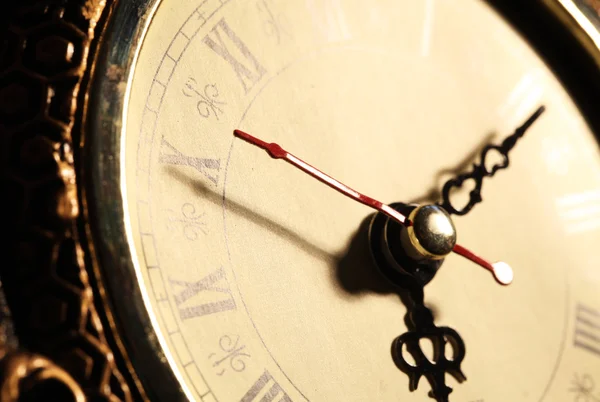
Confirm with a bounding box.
[439,106,545,216]
[392,289,466,402]
[0,1,144,400]
[0,350,85,402]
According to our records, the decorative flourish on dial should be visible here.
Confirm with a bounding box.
[392,289,466,402]
[209,335,251,376]
[166,202,207,241]
[182,77,227,121]
[439,106,546,216]
[257,0,291,44]
[233,129,513,285]
[570,373,600,402]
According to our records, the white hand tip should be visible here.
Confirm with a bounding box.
[492,261,513,286]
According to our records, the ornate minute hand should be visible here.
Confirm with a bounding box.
[439,106,545,216]
[233,129,513,285]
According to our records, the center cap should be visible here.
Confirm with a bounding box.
[405,205,457,260]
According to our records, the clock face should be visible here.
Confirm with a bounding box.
[119,0,600,400]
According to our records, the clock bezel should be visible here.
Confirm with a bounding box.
[84,0,190,400]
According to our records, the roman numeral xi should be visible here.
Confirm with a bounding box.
[204,18,267,94]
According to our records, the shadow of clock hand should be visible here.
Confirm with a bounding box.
[166,167,332,262]
[335,215,398,295]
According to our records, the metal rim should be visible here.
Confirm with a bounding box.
[83,0,189,400]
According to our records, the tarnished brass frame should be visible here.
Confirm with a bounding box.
[83,0,188,400]
[0,0,145,400]
[0,0,599,401]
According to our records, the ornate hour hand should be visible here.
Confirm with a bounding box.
[234,129,513,285]
[439,106,546,216]
[392,288,466,402]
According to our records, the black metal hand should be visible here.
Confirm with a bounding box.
[439,106,546,215]
[392,287,466,402]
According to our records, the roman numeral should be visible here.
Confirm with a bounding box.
[306,0,351,42]
[574,303,600,357]
[240,370,292,402]
[159,139,220,185]
[170,267,236,320]
[203,18,267,94]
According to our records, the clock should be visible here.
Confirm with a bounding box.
[1,1,600,401]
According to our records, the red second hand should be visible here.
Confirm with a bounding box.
[233,129,513,285]
[452,245,513,286]
[234,129,411,226]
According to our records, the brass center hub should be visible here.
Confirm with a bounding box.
[403,205,457,260]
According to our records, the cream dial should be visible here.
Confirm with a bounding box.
[123,1,600,401]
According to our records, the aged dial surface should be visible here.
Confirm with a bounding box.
[122,0,600,401]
